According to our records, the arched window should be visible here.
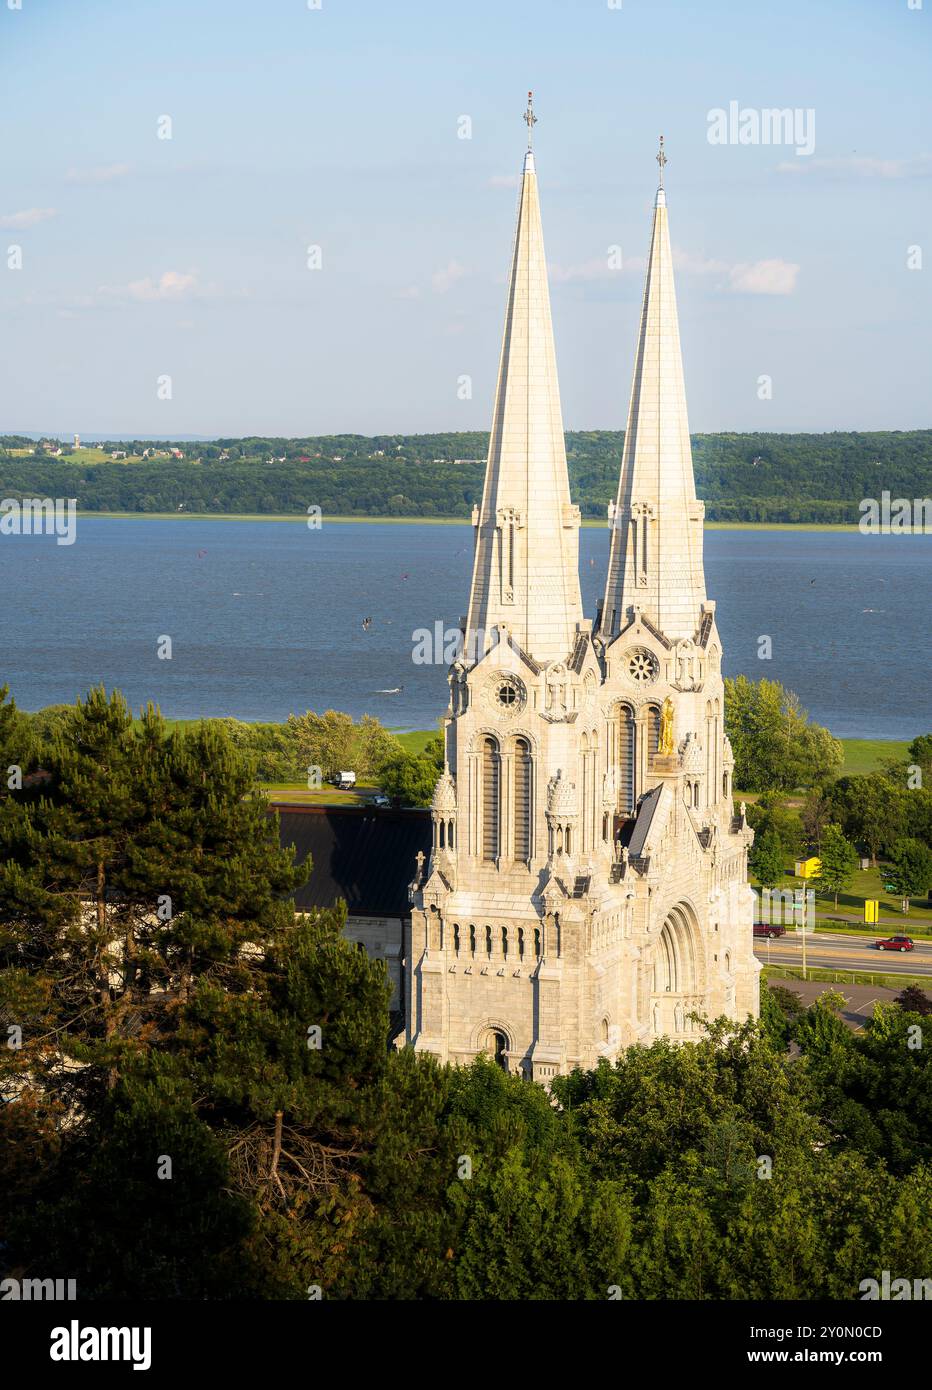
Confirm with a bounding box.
[513,737,531,863]
[482,736,500,861]
[501,926,508,958]
[600,1017,610,1043]
[613,704,636,813]
[483,1029,509,1071]
[534,926,541,957]
[469,923,476,956]
[453,923,460,955]
[647,703,661,756]
[485,924,493,957]
[518,926,525,959]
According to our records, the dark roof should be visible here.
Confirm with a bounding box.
[626,785,664,858]
[271,804,432,918]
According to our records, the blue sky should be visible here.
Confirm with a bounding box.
[1,0,930,436]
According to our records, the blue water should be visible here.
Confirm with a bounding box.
[2,518,929,740]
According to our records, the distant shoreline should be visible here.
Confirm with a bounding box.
[75,511,875,534]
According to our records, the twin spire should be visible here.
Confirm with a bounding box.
[466,104,706,669]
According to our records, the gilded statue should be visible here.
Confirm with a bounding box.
[658,695,675,755]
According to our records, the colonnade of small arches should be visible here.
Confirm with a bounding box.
[427,915,561,960]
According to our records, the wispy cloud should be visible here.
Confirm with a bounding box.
[99,270,200,303]
[489,173,519,189]
[0,207,57,229]
[777,154,932,180]
[66,162,132,185]
[548,246,798,295]
[431,259,466,294]
[728,258,799,295]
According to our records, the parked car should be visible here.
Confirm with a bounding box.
[875,935,915,952]
[371,794,390,807]
[753,922,786,939]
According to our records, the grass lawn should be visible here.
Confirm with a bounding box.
[762,964,932,991]
[839,738,910,775]
[261,784,369,806]
[390,729,437,755]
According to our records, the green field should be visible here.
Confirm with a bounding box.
[839,738,909,775]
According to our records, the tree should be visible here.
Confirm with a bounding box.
[894,985,932,1017]
[827,774,907,866]
[813,823,857,908]
[286,709,400,783]
[802,788,832,855]
[886,838,932,914]
[378,736,444,807]
[746,792,805,858]
[749,829,786,891]
[907,733,932,782]
[724,675,842,792]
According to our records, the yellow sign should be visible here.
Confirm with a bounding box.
[865,899,879,924]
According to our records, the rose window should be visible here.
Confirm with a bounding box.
[626,648,659,683]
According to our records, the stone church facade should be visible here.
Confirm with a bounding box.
[405,127,760,1080]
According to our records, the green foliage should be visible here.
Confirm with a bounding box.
[286,708,400,782]
[827,772,909,864]
[895,985,932,1016]
[886,837,932,912]
[3,429,930,521]
[724,675,843,792]
[4,682,932,1301]
[746,790,805,858]
[748,829,786,890]
[813,823,858,907]
[378,734,445,807]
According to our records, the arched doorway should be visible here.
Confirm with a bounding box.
[482,1028,509,1070]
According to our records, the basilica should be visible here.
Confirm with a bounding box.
[404,112,760,1079]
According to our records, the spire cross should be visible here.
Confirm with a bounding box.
[524,90,537,147]
[656,134,667,188]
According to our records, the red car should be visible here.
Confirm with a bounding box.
[875,936,914,952]
[753,922,786,939]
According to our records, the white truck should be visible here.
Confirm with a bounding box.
[336,771,357,790]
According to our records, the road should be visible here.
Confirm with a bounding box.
[754,930,932,977]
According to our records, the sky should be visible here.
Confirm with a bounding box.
[1,0,930,437]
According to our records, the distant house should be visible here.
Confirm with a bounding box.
[169,448,184,459]
[111,451,127,459]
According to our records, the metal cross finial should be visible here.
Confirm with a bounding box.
[657,134,667,187]
[524,90,537,147]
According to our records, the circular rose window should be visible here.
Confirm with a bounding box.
[491,674,526,713]
[625,647,659,683]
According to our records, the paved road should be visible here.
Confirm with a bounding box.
[754,930,932,977]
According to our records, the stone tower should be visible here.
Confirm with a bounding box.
[405,124,759,1080]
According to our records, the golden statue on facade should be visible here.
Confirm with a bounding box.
[658,695,675,755]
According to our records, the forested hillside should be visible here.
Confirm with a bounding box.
[2,430,930,523]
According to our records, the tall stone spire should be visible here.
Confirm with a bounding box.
[599,138,707,644]
[465,94,583,666]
